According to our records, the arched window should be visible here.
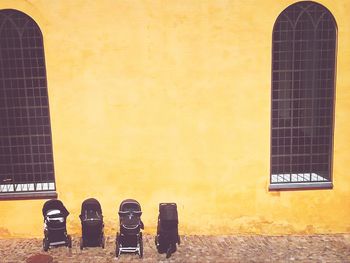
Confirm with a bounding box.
[0,10,56,199]
[270,2,337,190]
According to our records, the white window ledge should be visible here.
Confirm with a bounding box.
[269,181,333,191]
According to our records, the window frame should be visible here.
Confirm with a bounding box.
[269,1,337,191]
[0,9,57,200]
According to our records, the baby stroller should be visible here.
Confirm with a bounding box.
[79,198,105,249]
[155,203,180,258]
[116,199,144,258]
[42,199,71,251]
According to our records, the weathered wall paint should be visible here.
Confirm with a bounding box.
[0,0,349,237]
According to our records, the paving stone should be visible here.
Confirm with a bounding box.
[0,235,349,262]
[26,254,53,263]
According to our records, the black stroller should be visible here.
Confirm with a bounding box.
[79,198,105,249]
[116,199,144,258]
[155,203,180,258]
[42,199,71,251]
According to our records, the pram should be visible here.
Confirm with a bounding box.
[79,198,105,249]
[155,203,180,258]
[42,199,71,251]
[115,199,144,258]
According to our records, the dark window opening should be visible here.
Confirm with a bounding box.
[0,9,56,199]
[270,2,336,190]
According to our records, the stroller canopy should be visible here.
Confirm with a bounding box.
[119,199,141,213]
[118,199,144,230]
[42,199,69,217]
[159,203,178,221]
[81,198,102,214]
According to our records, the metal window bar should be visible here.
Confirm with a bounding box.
[0,10,56,195]
[270,2,336,186]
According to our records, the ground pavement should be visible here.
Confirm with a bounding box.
[1,234,350,262]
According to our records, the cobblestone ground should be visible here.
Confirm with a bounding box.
[1,234,350,263]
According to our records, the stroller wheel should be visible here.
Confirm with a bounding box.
[166,249,171,259]
[139,234,143,258]
[115,246,119,258]
[67,235,72,248]
[177,235,181,245]
[43,237,49,252]
[115,232,120,257]
[115,242,120,257]
[166,244,173,259]
[155,235,158,247]
[101,235,105,249]
[80,237,84,250]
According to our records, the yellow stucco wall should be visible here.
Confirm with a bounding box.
[0,0,349,238]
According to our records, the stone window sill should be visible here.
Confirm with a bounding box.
[269,182,333,191]
[0,191,57,201]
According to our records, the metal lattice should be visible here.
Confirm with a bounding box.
[271,2,336,185]
[0,9,55,194]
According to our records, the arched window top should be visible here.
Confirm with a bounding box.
[274,1,337,30]
[0,9,43,37]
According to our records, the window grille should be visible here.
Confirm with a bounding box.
[270,2,336,189]
[0,9,56,199]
